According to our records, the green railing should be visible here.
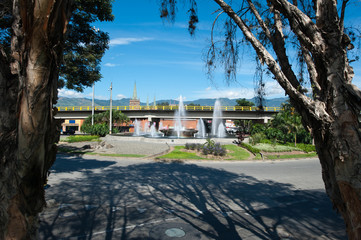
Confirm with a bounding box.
[57,105,281,112]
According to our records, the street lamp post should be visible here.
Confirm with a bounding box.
[109,82,112,134]
[91,83,95,126]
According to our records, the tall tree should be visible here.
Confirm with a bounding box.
[235,98,255,107]
[160,0,361,238]
[0,0,113,238]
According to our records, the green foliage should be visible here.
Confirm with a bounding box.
[236,98,255,107]
[81,123,108,137]
[250,123,266,135]
[63,135,100,143]
[0,0,114,92]
[240,143,260,155]
[224,145,250,160]
[187,103,201,106]
[81,110,129,136]
[59,0,114,91]
[185,143,202,150]
[285,143,316,153]
[157,146,205,160]
[265,127,283,142]
[234,120,253,134]
[253,143,299,152]
[269,101,310,144]
[249,132,266,145]
[0,0,12,55]
[157,102,170,106]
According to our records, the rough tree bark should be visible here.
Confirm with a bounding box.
[0,0,72,239]
[213,0,361,238]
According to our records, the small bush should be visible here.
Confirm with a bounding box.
[64,135,100,143]
[249,133,266,145]
[286,143,316,153]
[259,139,272,144]
[82,123,109,137]
[241,143,260,155]
[196,144,202,151]
[265,127,283,142]
[202,145,211,155]
[200,139,227,157]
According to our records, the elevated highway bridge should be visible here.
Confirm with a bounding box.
[55,105,281,123]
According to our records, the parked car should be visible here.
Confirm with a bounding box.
[63,129,75,135]
[226,127,238,135]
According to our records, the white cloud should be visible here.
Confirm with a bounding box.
[194,87,255,99]
[58,89,85,98]
[264,81,286,97]
[109,37,153,46]
[191,80,287,100]
[104,63,118,67]
[117,94,127,99]
[58,89,109,100]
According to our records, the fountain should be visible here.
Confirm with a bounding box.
[196,118,206,138]
[217,122,226,138]
[174,95,186,138]
[211,99,226,137]
[133,119,141,136]
[150,122,156,137]
[132,97,232,139]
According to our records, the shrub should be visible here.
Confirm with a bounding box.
[250,123,266,135]
[196,144,202,151]
[202,145,212,155]
[82,123,109,137]
[64,135,100,143]
[249,133,266,145]
[259,139,272,144]
[286,143,316,153]
[265,127,283,142]
[241,143,260,155]
[201,139,227,156]
[296,129,313,144]
[213,143,227,156]
[185,143,199,150]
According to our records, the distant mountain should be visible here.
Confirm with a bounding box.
[57,97,288,107]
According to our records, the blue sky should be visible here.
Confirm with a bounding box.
[58,0,361,102]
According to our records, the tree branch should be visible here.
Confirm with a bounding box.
[269,0,325,56]
[213,0,329,122]
[300,45,321,94]
[246,0,272,40]
[270,6,304,92]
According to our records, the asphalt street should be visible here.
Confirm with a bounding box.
[39,154,347,240]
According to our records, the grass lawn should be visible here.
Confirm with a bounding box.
[224,145,250,160]
[156,146,205,160]
[253,143,300,152]
[156,145,250,161]
[62,135,100,143]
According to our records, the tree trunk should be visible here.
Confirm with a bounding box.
[313,106,361,239]
[0,0,72,239]
[212,0,361,238]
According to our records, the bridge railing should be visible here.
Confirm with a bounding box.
[57,106,281,112]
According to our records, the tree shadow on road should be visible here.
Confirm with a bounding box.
[40,158,346,239]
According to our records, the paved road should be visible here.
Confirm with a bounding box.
[39,154,346,239]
